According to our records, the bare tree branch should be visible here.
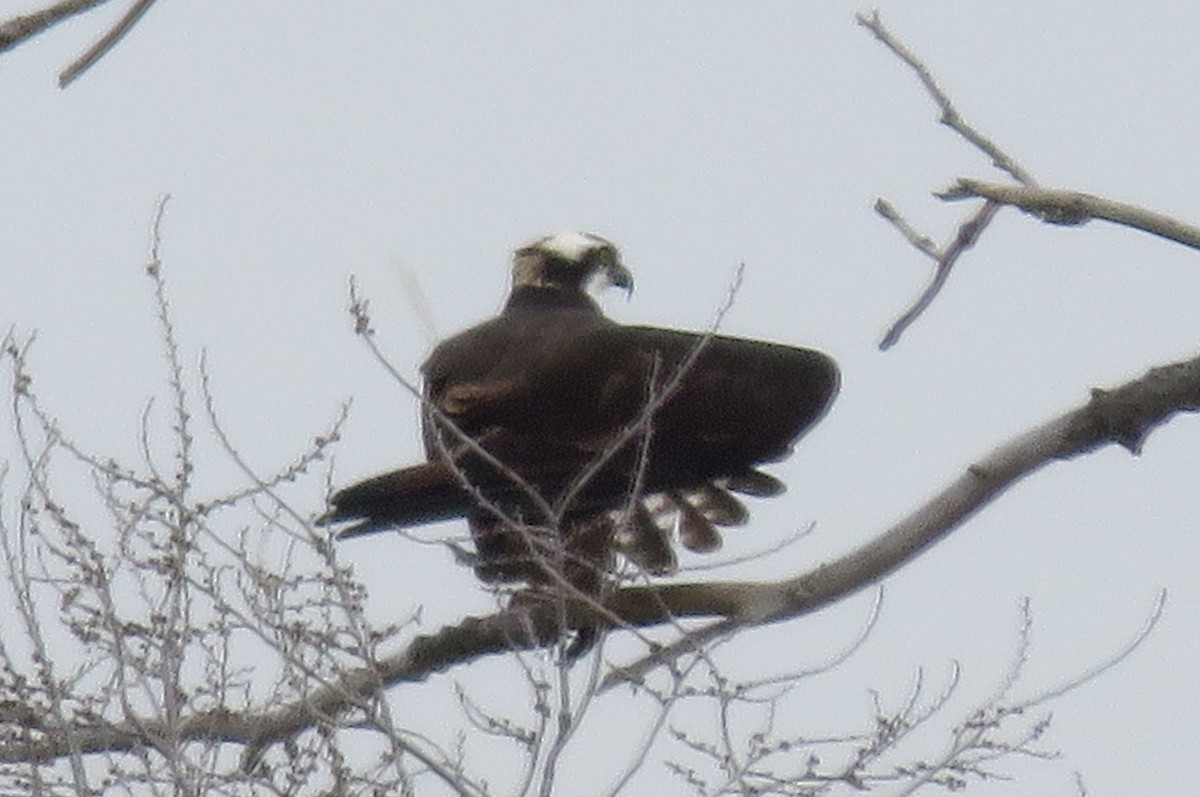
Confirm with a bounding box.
[58,0,159,87]
[602,347,1200,686]
[6,343,1194,766]
[856,11,1035,186]
[941,179,1200,251]
[873,198,938,259]
[878,200,999,350]
[0,0,112,54]
[0,0,160,87]
[857,10,1036,349]
[2,8,1181,793]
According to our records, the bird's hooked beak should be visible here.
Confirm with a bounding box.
[604,259,634,299]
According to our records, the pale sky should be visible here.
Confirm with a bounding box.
[4,3,1200,795]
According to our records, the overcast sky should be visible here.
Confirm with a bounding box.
[4,2,1200,795]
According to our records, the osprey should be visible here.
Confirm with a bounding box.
[324,232,839,594]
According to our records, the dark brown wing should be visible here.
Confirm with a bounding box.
[428,325,838,508]
[606,326,840,486]
[326,324,837,538]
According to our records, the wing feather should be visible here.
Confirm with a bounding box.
[330,320,837,560]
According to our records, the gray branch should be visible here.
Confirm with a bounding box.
[6,347,1199,763]
[0,0,112,54]
[941,179,1200,252]
[0,0,160,88]
[602,348,1200,685]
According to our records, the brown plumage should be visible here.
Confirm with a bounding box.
[324,232,839,593]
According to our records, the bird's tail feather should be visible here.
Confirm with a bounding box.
[322,462,472,538]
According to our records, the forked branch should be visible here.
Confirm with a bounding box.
[8,343,1190,767]
[861,11,1200,348]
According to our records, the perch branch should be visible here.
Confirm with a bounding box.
[602,348,1200,686]
[5,347,1200,762]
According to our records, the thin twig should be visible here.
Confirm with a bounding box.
[874,198,939,259]
[555,262,744,516]
[856,10,1035,187]
[347,277,557,527]
[2,344,1193,764]
[1016,588,1166,710]
[879,200,999,350]
[857,10,1034,349]
[59,0,159,87]
[678,519,815,574]
[144,195,195,499]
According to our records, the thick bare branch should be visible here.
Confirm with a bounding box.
[941,179,1200,252]
[603,348,1200,685]
[8,346,1196,765]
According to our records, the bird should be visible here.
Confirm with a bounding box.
[323,231,839,597]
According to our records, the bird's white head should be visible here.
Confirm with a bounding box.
[512,231,634,296]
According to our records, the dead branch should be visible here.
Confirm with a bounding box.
[878,200,1000,350]
[940,179,1200,251]
[0,0,112,54]
[602,347,1200,686]
[0,0,160,87]
[856,11,1035,186]
[58,0,159,87]
[6,343,1194,765]
[857,11,1036,349]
